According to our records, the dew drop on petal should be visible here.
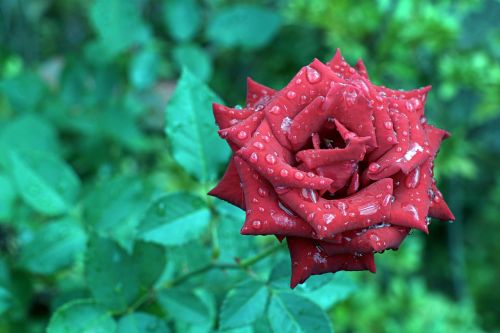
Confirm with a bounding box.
[258,187,268,197]
[287,91,297,99]
[252,220,262,229]
[405,166,420,189]
[358,202,380,216]
[384,121,393,129]
[253,141,264,150]
[306,66,321,83]
[265,153,277,165]
[250,152,258,163]
[270,106,281,114]
[323,213,335,224]
[294,171,304,180]
[237,130,248,140]
[280,169,289,177]
[403,203,419,222]
[369,163,381,173]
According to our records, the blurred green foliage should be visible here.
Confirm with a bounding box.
[0,0,499,332]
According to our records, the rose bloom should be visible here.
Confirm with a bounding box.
[209,50,454,288]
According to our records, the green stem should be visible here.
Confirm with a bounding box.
[166,242,284,288]
[124,242,284,314]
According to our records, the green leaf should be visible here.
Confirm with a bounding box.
[207,5,282,49]
[138,192,210,246]
[0,70,46,111]
[165,68,230,182]
[90,0,151,57]
[268,260,291,290]
[84,177,150,251]
[300,272,356,309]
[85,236,166,312]
[163,0,201,41]
[18,218,86,274]
[0,114,59,160]
[6,150,80,216]
[267,292,333,333]
[157,288,211,324]
[220,279,269,330]
[47,299,116,333]
[173,44,212,81]
[117,312,170,333]
[130,46,160,90]
[0,286,12,316]
[0,174,15,220]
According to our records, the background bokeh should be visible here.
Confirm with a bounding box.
[0,0,499,332]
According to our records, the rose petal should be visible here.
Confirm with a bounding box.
[246,78,276,108]
[234,156,315,237]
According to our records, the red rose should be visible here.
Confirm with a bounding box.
[209,50,454,288]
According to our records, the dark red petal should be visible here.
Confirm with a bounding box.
[355,59,369,79]
[287,236,375,288]
[428,184,455,221]
[320,225,410,255]
[234,156,315,237]
[218,111,265,148]
[213,103,253,130]
[246,78,276,108]
[279,178,394,238]
[330,85,377,147]
[287,95,328,151]
[236,120,333,190]
[264,59,344,149]
[208,157,245,209]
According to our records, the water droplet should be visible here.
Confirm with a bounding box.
[250,152,258,163]
[384,121,393,129]
[286,91,297,99]
[237,130,248,140]
[306,66,321,83]
[387,136,393,142]
[403,203,419,221]
[344,89,358,104]
[252,220,262,229]
[405,166,420,189]
[405,100,414,112]
[296,78,302,84]
[402,130,408,136]
[307,172,316,178]
[253,141,264,150]
[280,117,293,133]
[358,202,380,216]
[258,187,268,197]
[323,213,335,224]
[337,202,348,216]
[294,171,304,180]
[156,202,166,216]
[265,153,277,165]
[382,194,394,207]
[370,234,380,242]
[280,169,289,177]
[270,105,281,114]
[369,163,381,173]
